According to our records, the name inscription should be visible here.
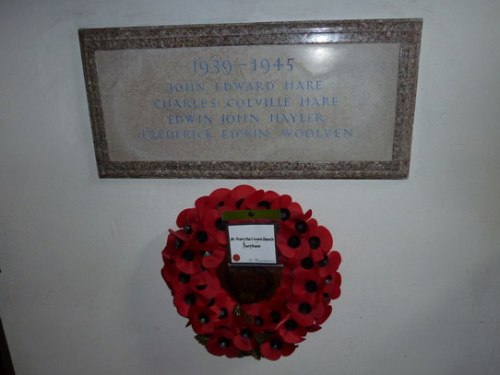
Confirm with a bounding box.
[95,43,401,163]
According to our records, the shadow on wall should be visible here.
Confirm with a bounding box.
[0,317,16,375]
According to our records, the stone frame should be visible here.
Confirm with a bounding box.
[79,19,422,179]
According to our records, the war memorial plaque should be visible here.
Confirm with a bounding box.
[79,19,422,178]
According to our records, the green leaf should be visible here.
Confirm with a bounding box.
[221,210,280,221]
[194,334,210,346]
[250,349,262,360]
[254,332,270,345]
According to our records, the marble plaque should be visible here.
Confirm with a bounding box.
[79,19,422,178]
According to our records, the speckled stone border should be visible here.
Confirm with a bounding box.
[79,19,422,179]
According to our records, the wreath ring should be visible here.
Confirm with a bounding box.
[161,185,341,360]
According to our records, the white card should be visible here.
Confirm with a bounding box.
[227,224,277,264]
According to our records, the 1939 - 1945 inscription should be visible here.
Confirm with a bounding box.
[79,19,422,179]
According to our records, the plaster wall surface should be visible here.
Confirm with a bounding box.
[1,1,499,374]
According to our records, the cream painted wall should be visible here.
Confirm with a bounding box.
[1,1,500,374]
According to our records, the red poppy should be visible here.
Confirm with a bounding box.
[306,222,333,261]
[202,184,257,211]
[172,286,207,317]
[276,224,309,260]
[229,184,257,202]
[277,199,312,223]
[162,259,190,290]
[161,256,176,286]
[240,301,272,333]
[292,269,322,303]
[200,208,228,245]
[287,297,326,327]
[168,230,223,275]
[188,305,217,335]
[162,232,183,261]
[263,289,292,329]
[322,271,342,301]
[271,193,292,211]
[203,248,226,270]
[260,336,296,360]
[206,327,240,358]
[176,207,200,229]
[315,304,332,325]
[174,248,204,275]
[210,293,237,326]
[277,318,307,343]
[232,323,257,352]
[282,252,314,274]
[240,189,281,210]
[195,187,231,210]
[317,251,341,277]
[241,288,289,332]
[169,270,221,300]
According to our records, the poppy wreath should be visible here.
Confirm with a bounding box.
[161,185,341,360]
